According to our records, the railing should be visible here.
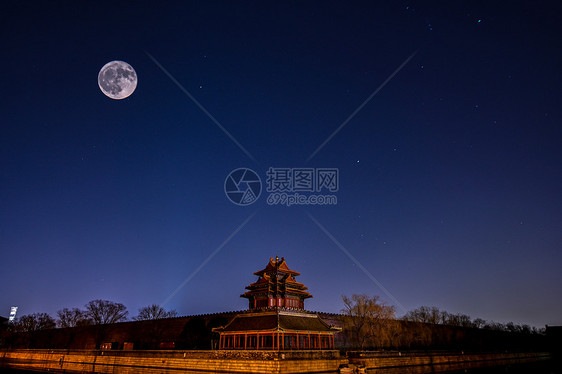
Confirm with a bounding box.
[1,348,341,361]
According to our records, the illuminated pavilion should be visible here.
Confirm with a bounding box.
[213,256,341,350]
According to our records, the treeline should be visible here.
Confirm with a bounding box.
[1,313,233,350]
[2,295,547,352]
[339,294,546,351]
[403,305,544,334]
[6,300,177,333]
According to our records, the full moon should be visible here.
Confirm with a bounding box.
[98,60,137,100]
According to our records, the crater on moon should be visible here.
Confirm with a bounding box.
[98,60,137,100]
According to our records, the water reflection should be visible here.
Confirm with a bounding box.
[367,359,557,373]
[1,360,558,374]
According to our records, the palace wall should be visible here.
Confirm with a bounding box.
[0,311,549,352]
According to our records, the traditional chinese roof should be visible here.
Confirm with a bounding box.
[241,256,312,302]
[213,310,341,333]
[254,256,300,277]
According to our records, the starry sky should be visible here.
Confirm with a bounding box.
[1,1,561,327]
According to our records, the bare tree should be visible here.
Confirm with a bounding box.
[483,320,507,331]
[519,324,532,334]
[341,294,370,349]
[56,308,91,328]
[134,304,177,321]
[16,315,37,332]
[472,318,486,329]
[15,313,56,332]
[403,306,444,324]
[341,294,398,349]
[443,313,474,327]
[405,307,476,328]
[84,300,128,325]
[367,302,399,348]
[36,313,56,330]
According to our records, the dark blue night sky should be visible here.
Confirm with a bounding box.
[1,1,561,327]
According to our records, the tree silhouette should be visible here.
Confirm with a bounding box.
[341,294,398,349]
[15,313,56,332]
[84,300,128,325]
[56,308,91,328]
[134,304,177,321]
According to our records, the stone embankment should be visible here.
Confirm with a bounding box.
[0,349,551,374]
[0,349,345,374]
[347,350,551,369]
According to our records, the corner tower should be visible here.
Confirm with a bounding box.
[214,256,341,350]
[241,256,312,310]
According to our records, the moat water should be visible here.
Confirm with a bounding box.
[1,359,560,374]
[363,359,559,373]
